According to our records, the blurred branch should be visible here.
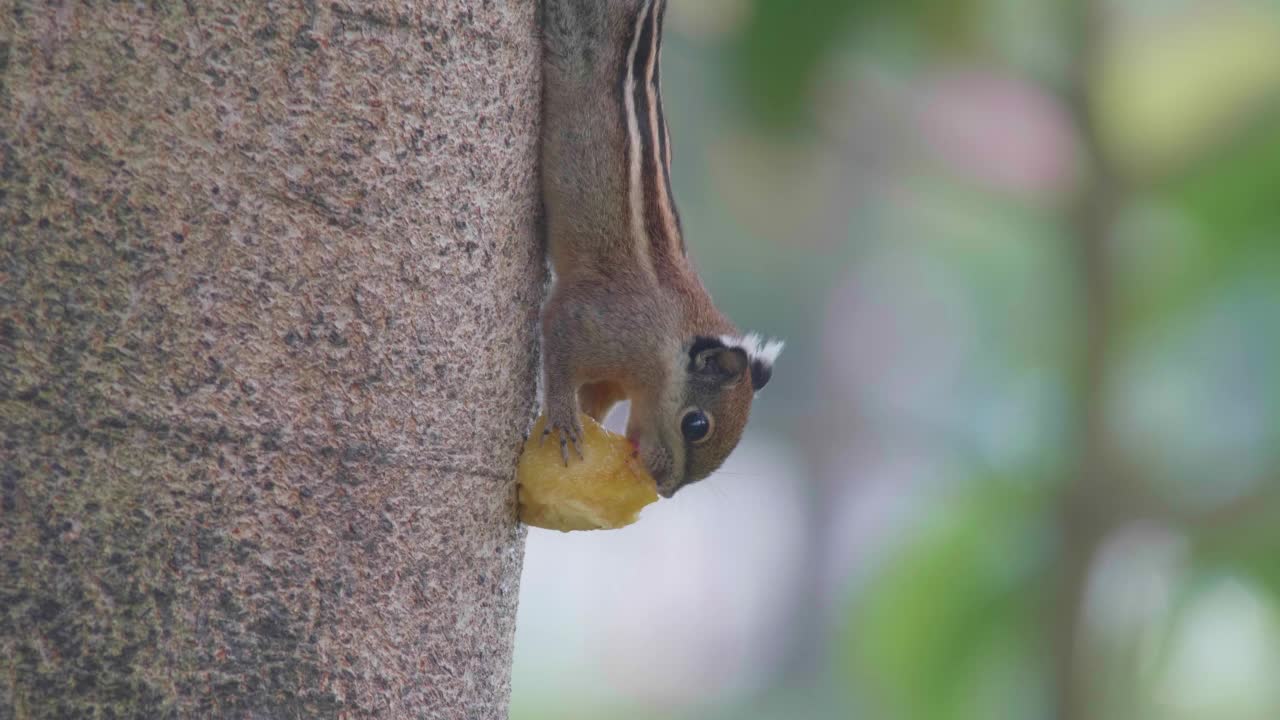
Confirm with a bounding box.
[1053,1,1120,719]
[1052,6,1280,710]
[1136,470,1280,535]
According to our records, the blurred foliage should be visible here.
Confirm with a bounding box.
[732,0,984,129]
[1093,4,1280,180]
[1130,107,1280,331]
[817,0,1280,716]
[514,0,1280,718]
[842,480,1051,720]
[1194,498,1280,606]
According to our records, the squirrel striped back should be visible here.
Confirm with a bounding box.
[540,0,685,284]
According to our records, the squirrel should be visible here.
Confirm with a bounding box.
[538,0,782,498]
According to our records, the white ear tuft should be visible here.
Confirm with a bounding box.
[756,337,785,366]
[719,332,785,368]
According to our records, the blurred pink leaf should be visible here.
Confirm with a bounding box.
[915,69,1079,199]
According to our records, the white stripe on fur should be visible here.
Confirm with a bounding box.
[623,0,656,279]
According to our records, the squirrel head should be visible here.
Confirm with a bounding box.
[629,333,782,497]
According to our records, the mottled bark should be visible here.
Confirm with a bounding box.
[0,1,542,718]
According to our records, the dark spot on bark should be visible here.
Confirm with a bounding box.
[293,30,319,51]
[172,232,184,243]
[196,528,223,563]
[260,434,281,453]
[217,590,239,615]
[341,443,372,463]
[233,539,259,562]
[109,643,141,675]
[250,606,296,642]
[73,664,99,692]
[34,598,63,623]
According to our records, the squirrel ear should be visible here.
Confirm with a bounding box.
[688,336,725,365]
[717,333,783,392]
[688,337,749,382]
[713,347,749,377]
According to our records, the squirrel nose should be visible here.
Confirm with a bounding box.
[649,466,676,498]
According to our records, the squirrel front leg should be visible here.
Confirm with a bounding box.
[540,281,674,465]
[539,290,586,464]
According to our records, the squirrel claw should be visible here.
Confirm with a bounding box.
[541,416,583,466]
[558,434,571,466]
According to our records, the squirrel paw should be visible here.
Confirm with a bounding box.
[540,409,584,466]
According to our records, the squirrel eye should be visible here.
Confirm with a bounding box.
[680,409,713,444]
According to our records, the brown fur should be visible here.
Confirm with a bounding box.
[539,0,770,496]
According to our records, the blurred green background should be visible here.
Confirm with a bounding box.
[512,0,1280,718]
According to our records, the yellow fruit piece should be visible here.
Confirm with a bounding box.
[518,414,659,531]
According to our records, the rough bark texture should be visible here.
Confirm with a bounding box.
[0,1,542,717]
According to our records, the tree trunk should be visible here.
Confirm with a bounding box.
[1,1,542,717]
